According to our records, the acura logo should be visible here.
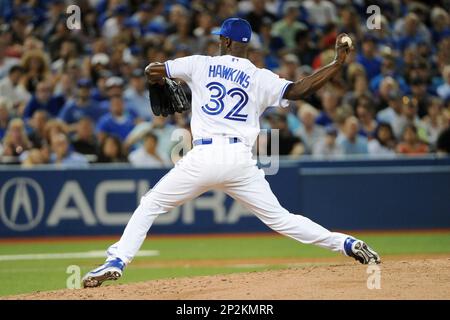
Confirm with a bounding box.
[0,178,44,231]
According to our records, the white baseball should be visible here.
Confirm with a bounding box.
[341,36,352,48]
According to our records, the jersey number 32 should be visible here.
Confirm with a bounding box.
[201,82,248,122]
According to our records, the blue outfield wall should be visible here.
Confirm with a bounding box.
[0,157,449,238]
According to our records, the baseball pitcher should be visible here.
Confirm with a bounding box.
[83,18,380,288]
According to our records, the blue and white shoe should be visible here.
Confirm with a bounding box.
[82,258,125,288]
[344,237,381,264]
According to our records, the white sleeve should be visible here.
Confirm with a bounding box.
[258,69,292,108]
[164,55,205,83]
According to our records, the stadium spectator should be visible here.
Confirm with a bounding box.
[339,5,362,40]
[0,98,10,140]
[292,28,318,67]
[194,10,215,41]
[296,104,325,154]
[257,17,285,66]
[393,12,431,51]
[430,7,450,44]
[374,76,399,113]
[42,0,68,46]
[71,117,98,161]
[396,125,429,155]
[102,4,129,42]
[247,47,266,69]
[272,3,306,49]
[267,112,304,156]
[437,127,450,154]
[420,97,447,148]
[124,69,152,121]
[0,64,30,114]
[58,78,107,125]
[355,98,377,139]
[166,4,188,34]
[128,131,167,167]
[125,115,178,159]
[216,0,239,23]
[244,0,276,34]
[50,133,89,168]
[1,118,31,163]
[368,123,396,156]
[19,49,51,94]
[54,59,80,99]
[23,80,65,119]
[91,69,111,103]
[276,53,301,82]
[342,64,370,107]
[302,0,338,30]
[377,90,404,139]
[312,125,342,157]
[0,38,20,79]
[130,3,155,36]
[27,109,48,148]
[316,90,338,127]
[405,59,431,87]
[97,93,136,142]
[51,39,80,74]
[43,119,69,147]
[337,116,368,155]
[408,76,430,118]
[437,65,450,101]
[97,134,128,163]
[89,53,110,85]
[101,76,139,114]
[392,96,427,143]
[356,34,382,81]
[21,148,47,168]
[165,14,198,54]
[370,55,408,95]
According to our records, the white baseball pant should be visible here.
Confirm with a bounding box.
[107,138,350,263]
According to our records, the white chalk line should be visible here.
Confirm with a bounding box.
[0,250,159,261]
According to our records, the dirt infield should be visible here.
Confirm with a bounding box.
[5,257,450,300]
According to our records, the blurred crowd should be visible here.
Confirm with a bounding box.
[0,0,450,168]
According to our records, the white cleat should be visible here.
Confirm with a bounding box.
[82,258,125,288]
[344,237,381,264]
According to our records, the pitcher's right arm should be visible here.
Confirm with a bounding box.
[283,33,352,100]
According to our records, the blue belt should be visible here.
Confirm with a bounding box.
[193,137,242,146]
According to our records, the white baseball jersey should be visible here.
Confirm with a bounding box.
[165,55,292,146]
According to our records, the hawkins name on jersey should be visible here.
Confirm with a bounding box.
[208,64,250,89]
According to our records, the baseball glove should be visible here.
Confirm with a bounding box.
[148,78,191,117]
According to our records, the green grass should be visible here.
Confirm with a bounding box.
[0,232,449,296]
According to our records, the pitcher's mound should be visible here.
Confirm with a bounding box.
[7,258,450,300]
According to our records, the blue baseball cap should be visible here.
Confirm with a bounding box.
[211,18,252,43]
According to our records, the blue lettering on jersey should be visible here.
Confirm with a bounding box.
[227,68,237,81]
[208,65,215,77]
[216,65,222,77]
[222,66,231,79]
[208,64,250,89]
[236,71,247,87]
